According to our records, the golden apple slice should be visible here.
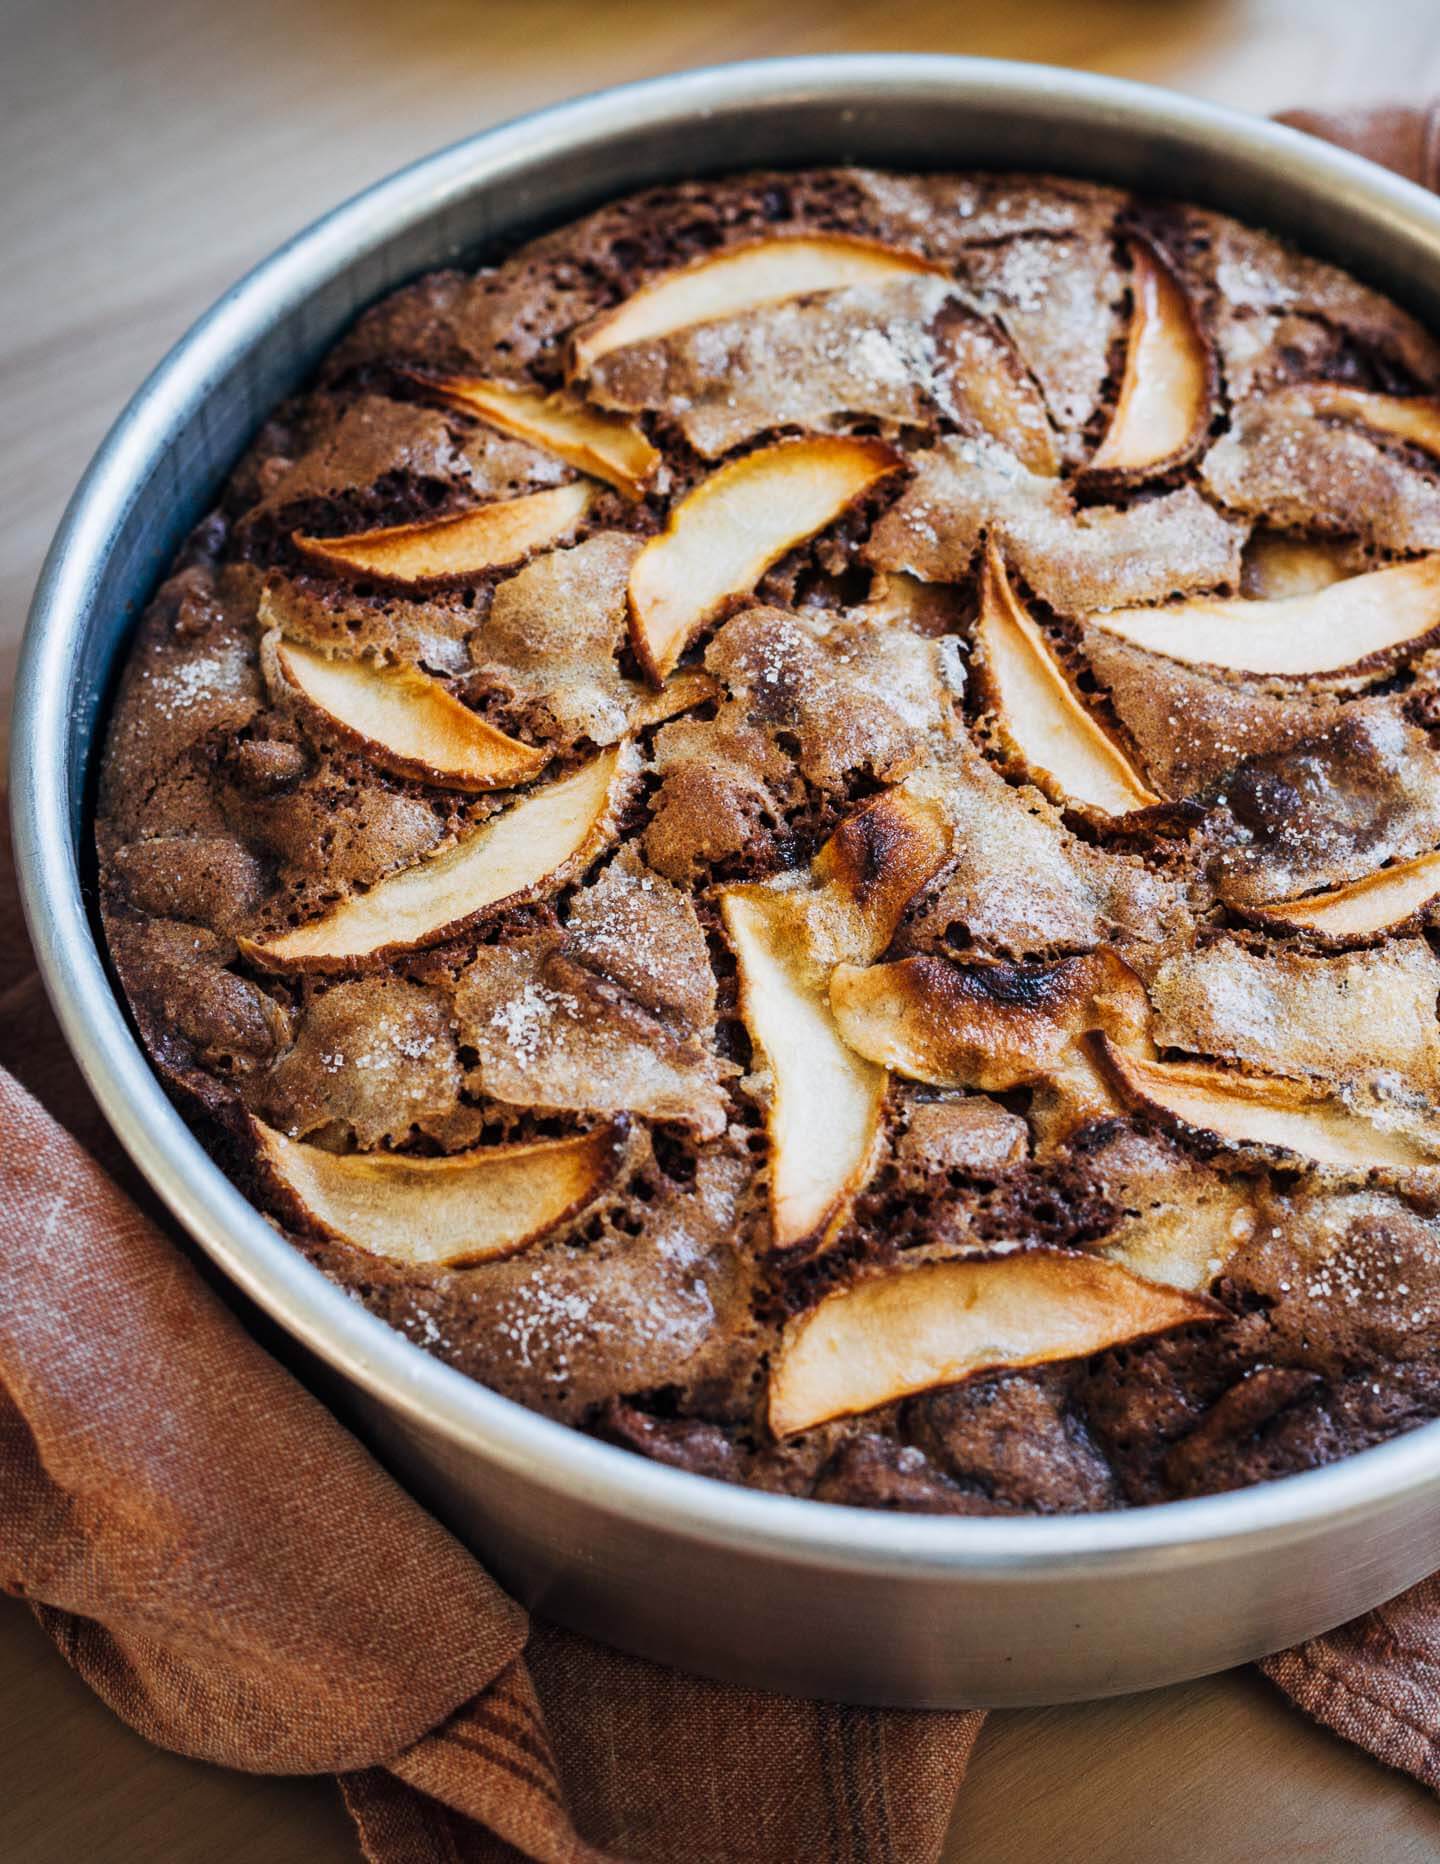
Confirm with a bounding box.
[271,635,547,792]
[294,482,593,586]
[769,1251,1219,1436]
[977,546,1158,813]
[242,745,630,972]
[1249,847,1440,938]
[1086,239,1212,479]
[831,948,1149,1091]
[722,889,886,1251]
[1278,383,1440,458]
[720,788,949,1250]
[569,234,947,377]
[628,436,902,682]
[253,1118,618,1268]
[1089,555,1440,677]
[425,375,659,498]
[1093,1037,1438,1168]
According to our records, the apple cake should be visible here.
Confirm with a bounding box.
[96,168,1440,1514]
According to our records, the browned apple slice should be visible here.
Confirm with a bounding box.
[1248,848,1440,938]
[628,436,902,682]
[242,745,631,972]
[425,375,659,498]
[1093,1037,1439,1168]
[270,635,547,791]
[569,234,947,377]
[293,482,593,586]
[1089,555,1440,676]
[807,788,953,965]
[252,1118,618,1267]
[830,948,1149,1092]
[1086,239,1212,480]
[1277,383,1440,458]
[720,789,949,1250]
[769,1251,1219,1436]
[976,546,1158,812]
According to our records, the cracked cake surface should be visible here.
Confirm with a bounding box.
[95,165,1440,1514]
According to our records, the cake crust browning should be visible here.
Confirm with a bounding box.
[96,166,1440,1517]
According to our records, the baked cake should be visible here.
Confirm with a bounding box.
[96,168,1440,1514]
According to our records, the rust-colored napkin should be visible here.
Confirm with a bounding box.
[6,103,1440,1864]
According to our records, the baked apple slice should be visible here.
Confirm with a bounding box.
[628,435,902,682]
[830,948,1149,1091]
[1089,554,1440,676]
[976,546,1158,812]
[721,789,949,1249]
[946,312,1060,477]
[807,787,953,965]
[242,745,631,972]
[1248,848,1440,939]
[769,1251,1219,1436]
[253,1118,619,1268]
[269,634,547,791]
[722,889,886,1253]
[631,668,720,729]
[1086,238,1212,480]
[293,481,593,585]
[1093,1036,1438,1168]
[425,375,659,498]
[1277,383,1440,458]
[569,233,948,376]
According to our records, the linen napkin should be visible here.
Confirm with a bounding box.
[6,102,1440,1864]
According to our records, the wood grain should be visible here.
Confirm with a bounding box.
[5,0,1440,1857]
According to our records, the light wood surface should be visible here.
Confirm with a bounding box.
[6,1,1440,1858]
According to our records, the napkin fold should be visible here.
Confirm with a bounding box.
[6,102,1440,1864]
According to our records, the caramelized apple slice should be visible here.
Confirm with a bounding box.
[628,435,901,682]
[253,1118,618,1267]
[977,546,1158,812]
[271,636,547,791]
[1089,555,1440,676]
[1278,383,1440,458]
[721,789,950,1250]
[769,1251,1219,1436]
[831,948,1149,1091]
[1249,848,1440,938]
[807,787,953,965]
[242,746,630,972]
[294,482,593,586]
[426,376,659,498]
[1086,239,1211,480]
[569,234,947,376]
[1093,1037,1438,1168]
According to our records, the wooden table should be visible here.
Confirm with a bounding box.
[6,0,1440,1856]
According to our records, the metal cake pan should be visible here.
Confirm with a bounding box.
[14,55,1440,1708]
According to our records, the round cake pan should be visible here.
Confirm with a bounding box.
[14,55,1440,1709]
